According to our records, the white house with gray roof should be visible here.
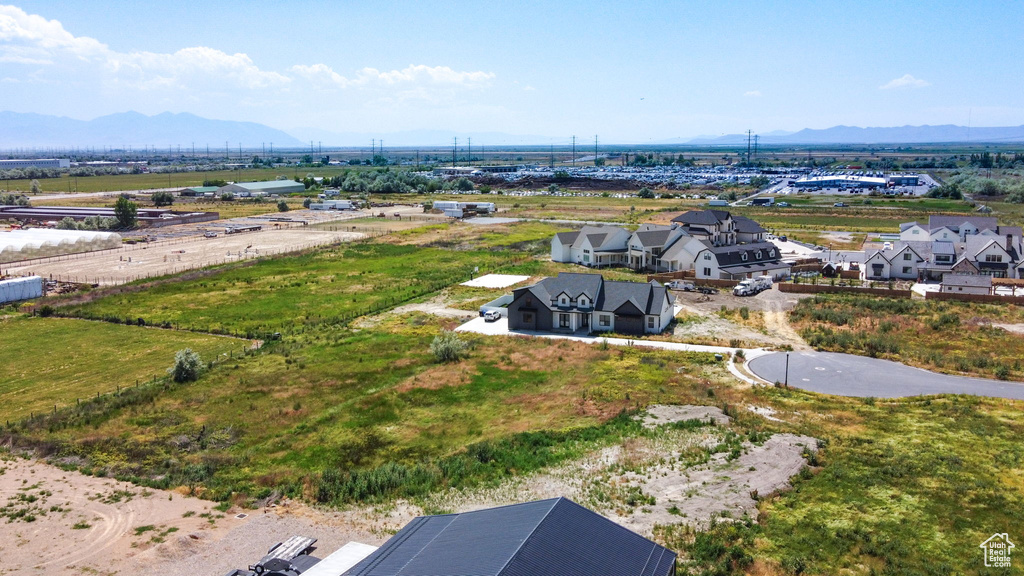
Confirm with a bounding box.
[872,215,1024,280]
[507,272,675,335]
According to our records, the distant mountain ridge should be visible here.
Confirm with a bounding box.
[683,124,1024,145]
[0,111,305,148]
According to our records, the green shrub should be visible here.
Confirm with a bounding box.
[168,348,203,383]
[430,330,468,363]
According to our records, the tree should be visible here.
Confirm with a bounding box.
[168,348,203,383]
[431,330,469,363]
[302,197,312,208]
[594,157,606,167]
[277,200,290,212]
[114,196,138,229]
[152,191,174,206]
[749,175,770,189]
[637,187,655,199]
[30,179,41,194]
[220,192,235,201]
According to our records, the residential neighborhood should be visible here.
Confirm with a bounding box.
[551,210,791,280]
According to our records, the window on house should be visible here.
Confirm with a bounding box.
[600,315,610,326]
[560,296,568,305]
[756,251,762,259]
[559,313,570,328]
[583,254,590,262]
[704,253,712,260]
[648,317,655,329]
[912,229,920,235]
[522,312,533,323]
[986,254,1003,262]
[769,249,775,257]
[580,297,588,306]
[741,253,748,261]
[902,266,912,274]
[703,267,711,276]
[903,253,912,261]
[525,297,533,307]
[583,249,590,254]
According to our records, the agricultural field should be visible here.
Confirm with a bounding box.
[15,166,363,195]
[0,316,245,420]
[790,294,1024,380]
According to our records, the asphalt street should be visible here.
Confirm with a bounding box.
[748,350,1024,399]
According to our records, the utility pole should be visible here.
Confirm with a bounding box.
[549,144,554,168]
[746,130,752,165]
[225,141,229,160]
[467,137,471,166]
[452,137,457,168]
[571,135,576,167]
[594,135,599,166]
[416,150,420,170]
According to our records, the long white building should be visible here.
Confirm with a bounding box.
[0,159,71,170]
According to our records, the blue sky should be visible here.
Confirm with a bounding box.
[1,1,1023,143]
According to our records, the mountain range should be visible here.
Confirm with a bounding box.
[0,111,305,149]
[682,125,1024,145]
[2,111,1024,148]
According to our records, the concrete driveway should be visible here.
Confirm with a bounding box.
[748,350,1024,400]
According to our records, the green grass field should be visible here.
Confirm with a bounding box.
[0,317,243,420]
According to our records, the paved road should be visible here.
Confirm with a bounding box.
[748,351,1024,399]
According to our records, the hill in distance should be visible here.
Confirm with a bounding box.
[0,111,306,149]
[683,124,1024,145]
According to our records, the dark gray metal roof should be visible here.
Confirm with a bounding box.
[343,498,676,576]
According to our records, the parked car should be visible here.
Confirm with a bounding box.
[203,231,218,238]
[665,280,695,291]
[833,202,848,207]
[776,201,790,207]
[483,310,501,322]
[697,286,719,295]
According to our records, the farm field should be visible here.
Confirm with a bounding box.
[15,166,365,195]
[0,316,245,420]
[790,294,1024,380]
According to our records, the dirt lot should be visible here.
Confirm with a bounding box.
[670,287,811,349]
[4,228,364,286]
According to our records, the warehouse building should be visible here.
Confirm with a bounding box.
[0,158,71,169]
[0,206,219,228]
[793,175,886,188]
[218,180,306,197]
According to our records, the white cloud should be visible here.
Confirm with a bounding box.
[743,90,762,97]
[879,74,930,90]
[291,63,494,89]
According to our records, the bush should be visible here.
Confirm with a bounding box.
[277,200,290,212]
[430,330,469,363]
[168,348,203,383]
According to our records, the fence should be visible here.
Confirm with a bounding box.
[924,291,1024,305]
[778,282,912,298]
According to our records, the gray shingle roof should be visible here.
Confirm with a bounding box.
[943,274,992,288]
[732,215,766,234]
[554,231,580,245]
[634,229,675,248]
[519,273,671,315]
[928,215,998,233]
[343,498,676,576]
[672,209,730,226]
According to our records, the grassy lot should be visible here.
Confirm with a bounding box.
[0,317,243,420]
[791,294,1024,380]
[660,390,1024,575]
[56,242,527,336]
[31,194,307,220]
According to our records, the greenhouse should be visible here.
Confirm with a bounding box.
[0,275,43,304]
[0,229,122,263]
